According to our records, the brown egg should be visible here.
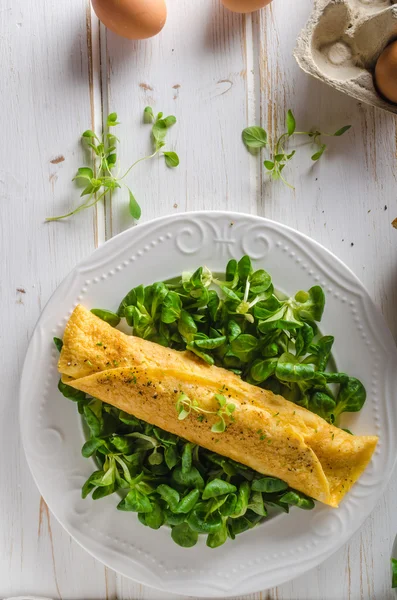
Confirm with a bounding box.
[91,0,167,40]
[375,40,397,104]
[221,0,272,13]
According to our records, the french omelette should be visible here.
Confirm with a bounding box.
[58,304,378,507]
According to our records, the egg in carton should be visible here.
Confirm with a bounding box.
[294,0,397,114]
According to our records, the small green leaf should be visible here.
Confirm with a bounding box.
[293,285,325,322]
[311,144,326,161]
[110,435,133,454]
[286,109,296,136]
[279,491,315,510]
[207,521,228,548]
[211,418,226,433]
[107,132,119,144]
[175,489,200,514]
[90,177,102,188]
[53,337,63,352]
[92,484,115,500]
[74,167,94,180]
[164,446,179,470]
[157,483,180,509]
[143,106,154,123]
[177,407,190,421]
[194,336,226,350]
[148,449,163,465]
[231,334,258,362]
[144,501,164,529]
[164,509,186,526]
[58,379,86,402]
[101,460,116,486]
[81,437,107,458]
[128,188,142,220]
[80,184,95,197]
[83,405,103,437]
[107,153,117,167]
[171,523,198,548]
[242,126,268,149]
[181,443,193,474]
[157,484,181,512]
[82,130,97,139]
[164,151,180,168]
[172,466,204,490]
[227,320,241,342]
[264,160,275,170]
[215,394,226,408]
[333,125,351,137]
[233,481,251,518]
[81,470,103,498]
[161,291,182,324]
[163,115,177,128]
[152,120,168,142]
[248,491,267,516]
[123,489,152,513]
[252,477,288,493]
[202,479,237,500]
[310,392,336,419]
[250,358,277,383]
[334,377,366,417]
[276,353,316,382]
[86,142,100,155]
[107,112,120,126]
[238,255,252,279]
[187,510,223,534]
[90,308,120,328]
[219,493,237,516]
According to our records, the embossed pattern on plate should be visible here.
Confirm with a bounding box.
[20,212,397,598]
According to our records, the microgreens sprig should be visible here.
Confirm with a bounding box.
[46,108,179,222]
[176,393,210,421]
[242,110,351,189]
[212,394,236,433]
[176,392,236,433]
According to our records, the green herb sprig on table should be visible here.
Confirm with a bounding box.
[46,108,179,222]
[242,110,351,189]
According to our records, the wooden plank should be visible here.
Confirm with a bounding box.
[103,1,258,597]
[1,0,395,597]
[102,0,254,238]
[255,2,397,599]
[0,0,107,597]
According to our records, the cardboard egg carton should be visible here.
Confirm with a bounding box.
[294,0,397,114]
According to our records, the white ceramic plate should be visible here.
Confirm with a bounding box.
[20,211,397,597]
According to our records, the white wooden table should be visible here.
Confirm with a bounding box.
[2,1,397,598]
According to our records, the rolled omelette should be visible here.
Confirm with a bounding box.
[58,304,378,507]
